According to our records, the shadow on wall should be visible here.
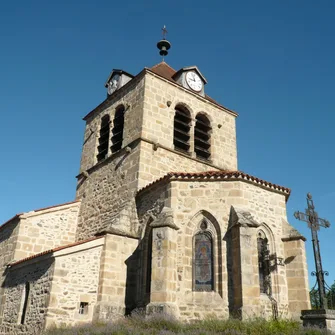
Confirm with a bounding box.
[125,222,153,316]
[1,258,54,334]
[3,257,54,288]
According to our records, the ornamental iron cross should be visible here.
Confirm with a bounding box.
[294,193,331,309]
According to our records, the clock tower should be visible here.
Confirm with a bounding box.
[75,33,238,241]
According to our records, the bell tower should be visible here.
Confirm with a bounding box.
[75,28,238,241]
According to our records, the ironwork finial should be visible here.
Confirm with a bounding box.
[157,25,171,60]
[162,25,168,39]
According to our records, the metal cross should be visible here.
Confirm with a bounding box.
[294,193,331,309]
[162,25,168,39]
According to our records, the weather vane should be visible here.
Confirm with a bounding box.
[157,25,171,61]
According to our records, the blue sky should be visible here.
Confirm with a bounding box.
[1,1,334,287]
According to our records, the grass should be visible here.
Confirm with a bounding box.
[44,313,331,335]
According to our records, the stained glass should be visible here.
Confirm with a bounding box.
[194,232,213,291]
[257,236,270,294]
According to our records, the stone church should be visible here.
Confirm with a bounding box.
[0,39,310,334]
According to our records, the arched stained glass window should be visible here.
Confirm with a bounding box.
[194,231,214,291]
[257,232,271,294]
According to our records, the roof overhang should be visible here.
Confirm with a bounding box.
[137,171,291,200]
[172,65,207,84]
[104,69,134,88]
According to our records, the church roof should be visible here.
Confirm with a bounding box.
[137,171,291,199]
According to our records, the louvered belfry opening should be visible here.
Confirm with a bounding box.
[194,114,211,160]
[111,105,125,153]
[173,105,191,153]
[97,115,110,162]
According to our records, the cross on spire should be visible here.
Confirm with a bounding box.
[162,25,168,39]
[294,193,331,309]
[157,25,171,60]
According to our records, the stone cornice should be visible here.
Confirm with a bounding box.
[282,235,307,242]
[137,171,291,200]
[149,207,179,231]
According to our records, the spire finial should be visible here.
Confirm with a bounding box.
[162,25,168,39]
[157,25,171,61]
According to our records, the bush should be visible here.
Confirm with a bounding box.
[43,314,331,335]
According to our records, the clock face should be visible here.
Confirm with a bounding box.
[186,72,203,92]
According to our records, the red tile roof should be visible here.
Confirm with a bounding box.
[150,61,177,80]
[137,171,291,198]
[148,62,237,115]
[9,235,104,267]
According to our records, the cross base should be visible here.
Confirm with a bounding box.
[301,309,335,332]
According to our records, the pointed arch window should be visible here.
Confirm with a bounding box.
[194,222,214,291]
[257,231,271,294]
[97,115,110,162]
[173,105,191,153]
[194,114,211,160]
[111,105,125,153]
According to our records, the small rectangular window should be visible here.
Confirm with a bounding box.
[79,302,89,315]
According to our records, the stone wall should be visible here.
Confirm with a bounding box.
[170,179,290,319]
[136,178,301,320]
[142,72,238,171]
[284,238,310,318]
[137,141,220,189]
[0,257,54,335]
[93,234,139,320]
[13,202,80,261]
[0,217,21,325]
[0,217,20,271]
[76,69,238,240]
[75,144,141,240]
[45,238,104,328]
[79,74,145,173]
[76,74,146,240]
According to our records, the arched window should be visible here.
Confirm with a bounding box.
[194,221,214,291]
[18,282,30,325]
[111,105,125,153]
[194,114,211,160]
[173,105,191,153]
[257,231,271,294]
[96,115,110,162]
